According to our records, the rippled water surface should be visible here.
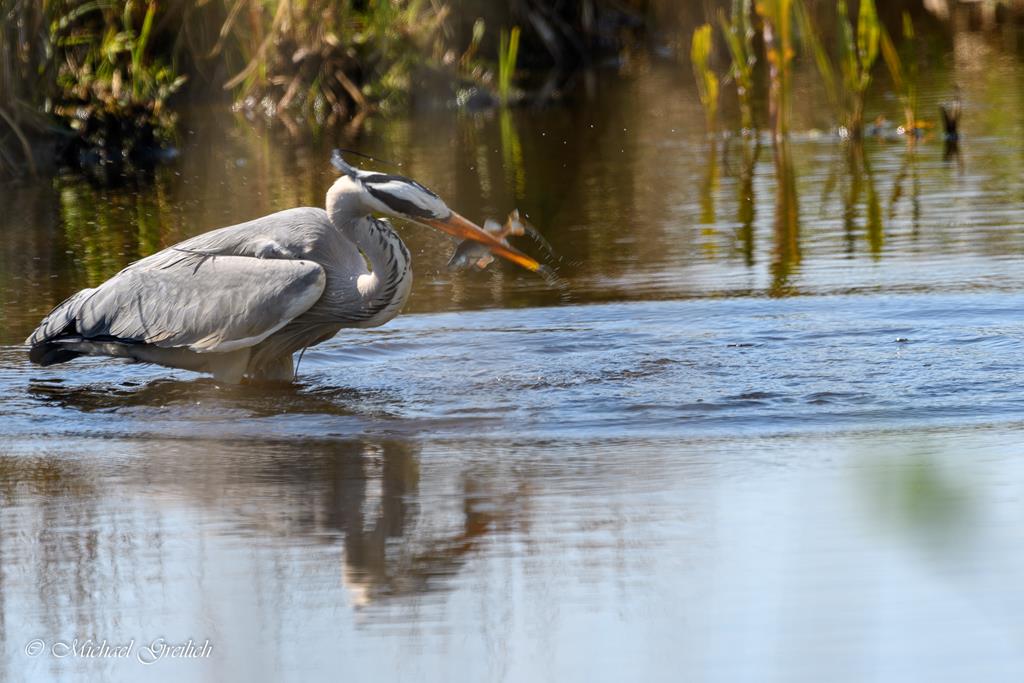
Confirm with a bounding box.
[4,23,1024,683]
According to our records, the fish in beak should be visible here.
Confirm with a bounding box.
[424,211,542,273]
[448,210,539,272]
[448,218,506,271]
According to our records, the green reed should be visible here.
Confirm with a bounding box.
[498,26,522,106]
[754,0,795,140]
[0,0,187,172]
[799,0,881,138]
[219,0,449,122]
[880,12,920,138]
[690,23,720,135]
[52,0,186,148]
[718,0,756,132]
[843,0,881,138]
[1,0,453,172]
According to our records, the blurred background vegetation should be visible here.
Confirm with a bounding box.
[0,0,1010,177]
[0,0,653,175]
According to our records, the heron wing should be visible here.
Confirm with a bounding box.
[73,254,326,353]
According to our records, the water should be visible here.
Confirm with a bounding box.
[4,24,1024,682]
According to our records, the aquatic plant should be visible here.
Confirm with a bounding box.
[497,26,521,106]
[841,0,881,138]
[0,0,49,174]
[48,0,187,160]
[754,0,795,140]
[690,23,719,135]
[718,0,757,132]
[219,0,451,124]
[0,0,186,173]
[798,0,881,138]
[0,0,477,175]
[880,12,921,138]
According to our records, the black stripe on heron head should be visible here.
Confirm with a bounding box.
[362,173,440,198]
[364,183,440,220]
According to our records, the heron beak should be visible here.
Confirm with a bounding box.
[424,212,542,272]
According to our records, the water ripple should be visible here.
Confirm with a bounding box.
[3,292,1023,444]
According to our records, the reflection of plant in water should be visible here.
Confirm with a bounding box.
[58,177,177,287]
[499,108,526,198]
[697,139,723,259]
[770,137,800,294]
[734,139,760,266]
[859,450,975,554]
[889,144,921,237]
[700,139,719,229]
[863,152,882,257]
[0,455,95,503]
[841,143,883,258]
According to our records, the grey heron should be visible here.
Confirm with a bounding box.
[26,151,542,383]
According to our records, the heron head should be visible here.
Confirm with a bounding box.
[329,150,541,272]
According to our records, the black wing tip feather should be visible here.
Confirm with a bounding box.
[28,341,83,366]
[27,332,142,366]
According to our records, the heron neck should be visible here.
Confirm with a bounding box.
[327,186,390,279]
[344,215,413,325]
[326,180,412,325]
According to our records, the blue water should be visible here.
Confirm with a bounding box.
[5,292,1023,443]
[4,293,1024,682]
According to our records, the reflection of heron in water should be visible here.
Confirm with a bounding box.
[327,440,511,607]
[27,152,541,383]
[26,376,398,420]
[171,437,512,607]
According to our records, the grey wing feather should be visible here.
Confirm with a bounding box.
[149,207,355,266]
[74,255,325,352]
[27,207,343,356]
[28,288,97,345]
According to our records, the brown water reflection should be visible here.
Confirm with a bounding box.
[6,43,1024,343]
[3,92,1017,347]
